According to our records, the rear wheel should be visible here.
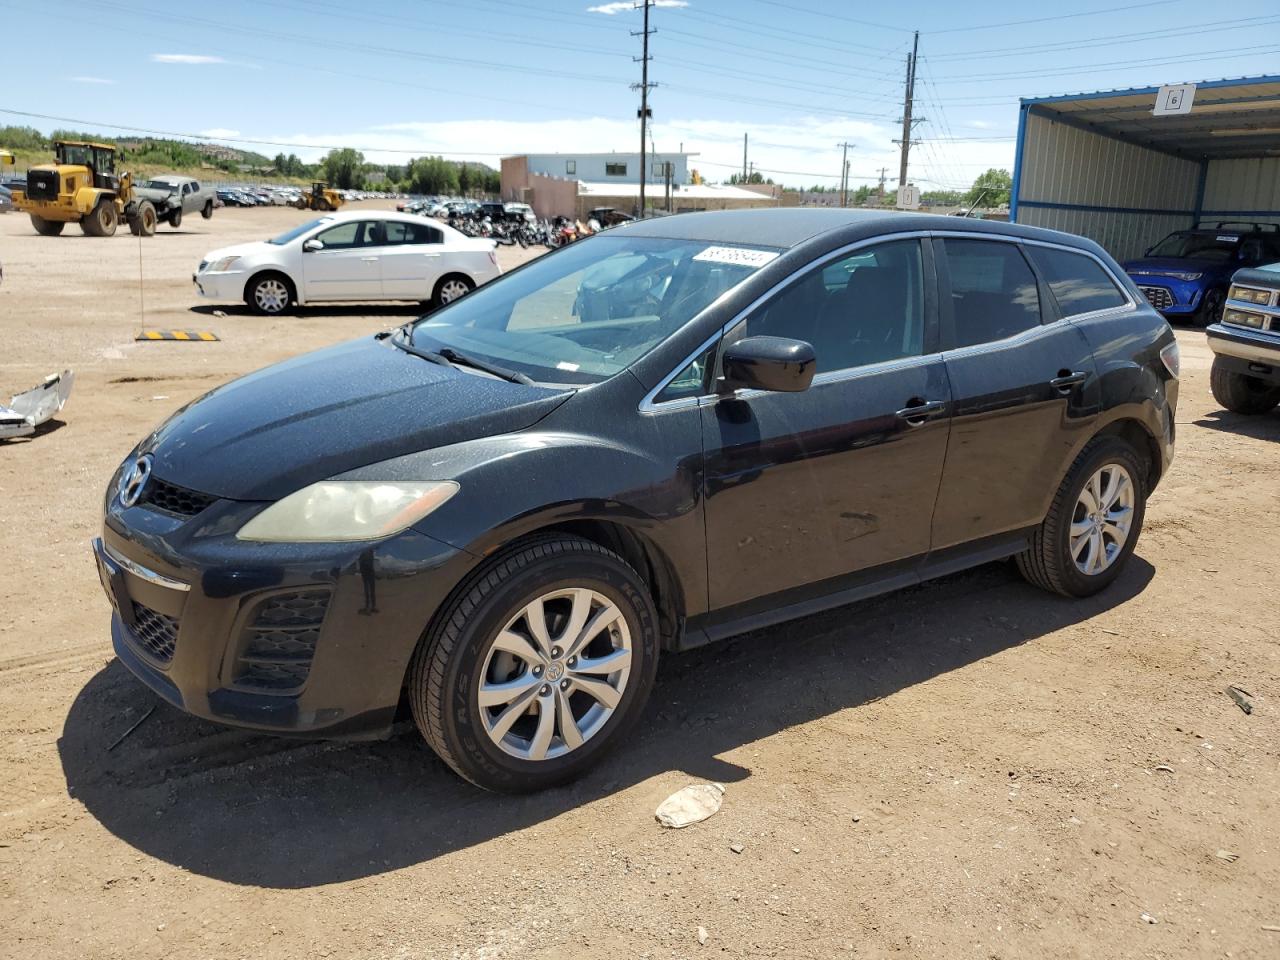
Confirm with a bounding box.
[30,215,64,236]
[245,272,294,316]
[201,199,214,220]
[1017,437,1147,598]
[82,199,118,237]
[432,274,474,309]
[408,535,660,792]
[1210,357,1280,414]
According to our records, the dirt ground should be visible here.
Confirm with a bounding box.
[1,202,1277,960]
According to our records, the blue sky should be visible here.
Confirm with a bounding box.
[3,0,1279,190]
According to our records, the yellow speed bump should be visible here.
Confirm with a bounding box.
[136,330,220,342]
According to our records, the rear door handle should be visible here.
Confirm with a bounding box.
[895,399,947,425]
[360,257,379,262]
[1050,370,1088,393]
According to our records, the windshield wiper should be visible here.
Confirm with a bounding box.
[437,348,534,385]
[385,330,455,369]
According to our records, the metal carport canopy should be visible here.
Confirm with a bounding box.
[1019,76,1280,162]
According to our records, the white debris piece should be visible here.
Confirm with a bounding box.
[655,783,725,829]
[0,370,74,440]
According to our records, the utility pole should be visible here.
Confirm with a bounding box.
[836,141,855,207]
[894,30,922,208]
[742,132,748,182]
[631,0,656,217]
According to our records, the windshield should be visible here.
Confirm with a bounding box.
[268,217,332,245]
[408,234,777,385]
[1148,232,1241,262]
[138,180,178,192]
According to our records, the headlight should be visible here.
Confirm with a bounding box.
[206,255,241,273]
[236,481,459,542]
[1223,308,1265,329]
[1229,285,1271,305]
[1164,271,1202,282]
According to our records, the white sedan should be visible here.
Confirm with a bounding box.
[194,210,501,315]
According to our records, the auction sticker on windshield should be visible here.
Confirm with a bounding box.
[693,246,779,268]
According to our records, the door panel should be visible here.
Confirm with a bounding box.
[931,237,1100,548]
[301,221,381,300]
[378,220,445,299]
[701,358,953,610]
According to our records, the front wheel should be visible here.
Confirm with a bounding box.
[246,272,294,315]
[1195,288,1224,328]
[1016,437,1147,598]
[408,535,660,792]
[1210,357,1280,414]
[168,208,183,229]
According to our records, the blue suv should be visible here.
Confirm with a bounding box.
[1123,223,1280,327]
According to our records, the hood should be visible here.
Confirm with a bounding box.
[132,185,177,204]
[202,240,275,262]
[144,337,573,500]
[1121,256,1229,278]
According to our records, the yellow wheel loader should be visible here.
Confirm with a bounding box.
[294,180,345,212]
[10,141,159,238]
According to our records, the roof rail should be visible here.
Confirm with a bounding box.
[1195,220,1280,232]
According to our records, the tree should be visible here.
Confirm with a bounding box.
[407,155,458,195]
[320,147,365,189]
[458,162,472,197]
[965,168,1012,208]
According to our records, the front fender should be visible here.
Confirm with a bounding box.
[73,187,110,214]
[335,428,709,616]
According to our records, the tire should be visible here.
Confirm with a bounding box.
[294,198,307,210]
[201,199,214,220]
[168,208,183,229]
[432,274,474,309]
[30,215,64,236]
[408,534,660,793]
[1016,436,1148,598]
[1195,288,1224,328]
[135,201,157,237]
[245,272,294,316]
[1210,357,1280,415]
[83,199,118,237]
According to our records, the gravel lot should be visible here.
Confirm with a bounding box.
[1,202,1277,959]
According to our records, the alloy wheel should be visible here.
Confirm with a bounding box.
[439,279,471,304]
[1070,463,1134,575]
[254,278,289,314]
[478,587,632,761]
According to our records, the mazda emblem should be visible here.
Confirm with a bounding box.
[119,455,153,508]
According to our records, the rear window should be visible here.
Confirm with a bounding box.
[1025,246,1127,317]
[942,239,1041,347]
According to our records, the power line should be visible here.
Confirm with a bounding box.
[735,0,911,33]
[928,0,1191,34]
[930,42,1280,81]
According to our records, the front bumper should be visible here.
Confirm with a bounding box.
[1129,277,1208,317]
[95,492,476,739]
[192,270,245,301]
[1207,323,1280,385]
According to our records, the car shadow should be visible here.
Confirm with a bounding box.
[59,557,1154,889]
[1193,408,1280,441]
[188,302,429,319]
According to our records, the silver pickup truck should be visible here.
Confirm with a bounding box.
[132,175,215,228]
[1207,265,1280,415]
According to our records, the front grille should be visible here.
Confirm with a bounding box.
[140,477,217,517]
[130,601,179,663]
[26,170,58,202]
[234,590,331,693]
[1138,285,1175,310]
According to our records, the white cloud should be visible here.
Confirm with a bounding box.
[967,119,994,129]
[69,76,114,85]
[587,0,687,14]
[199,128,241,139]
[150,54,226,64]
[272,114,1013,190]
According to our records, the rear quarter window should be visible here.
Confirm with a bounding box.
[1025,246,1128,317]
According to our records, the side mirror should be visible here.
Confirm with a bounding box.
[721,336,816,394]
[303,238,324,252]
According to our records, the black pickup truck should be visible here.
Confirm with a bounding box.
[1207,265,1280,415]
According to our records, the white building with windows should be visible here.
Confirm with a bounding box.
[516,152,692,185]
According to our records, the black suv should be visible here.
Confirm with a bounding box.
[94,209,1178,792]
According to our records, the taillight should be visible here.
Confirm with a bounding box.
[1159,341,1180,379]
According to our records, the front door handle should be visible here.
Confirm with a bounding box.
[1050,370,1088,394]
[895,398,947,426]
[360,256,379,262]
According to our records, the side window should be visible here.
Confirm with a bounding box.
[656,346,715,402]
[315,221,363,249]
[1024,246,1127,317]
[737,238,925,373]
[383,221,443,245]
[942,239,1041,347]
[190,181,200,193]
